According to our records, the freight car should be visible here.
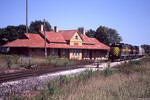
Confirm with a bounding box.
[109,43,145,61]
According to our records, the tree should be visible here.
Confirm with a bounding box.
[141,44,150,55]
[92,26,122,46]
[0,20,53,45]
[29,20,52,34]
[0,28,5,45]
[94,26,110,46]
[0,25,26,45]
[17,25,26,39]
[86,29,95,38]
[1,26,19,44]
[107,28,122,44]
[17,25,26,38]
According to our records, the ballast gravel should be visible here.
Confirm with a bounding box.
[0,67,102,98]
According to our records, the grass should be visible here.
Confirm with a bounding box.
[3,56,150,100]
[30,56,150,100]
[116,57,150,75]
[0,54,94,71]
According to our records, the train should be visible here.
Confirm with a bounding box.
[109,43,145,61]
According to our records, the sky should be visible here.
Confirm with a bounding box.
[0,0,150,46]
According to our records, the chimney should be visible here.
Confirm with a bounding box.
[54,26,58,33]
[78,27,85,35]
[40,25,44,31]
[82,28,85,35]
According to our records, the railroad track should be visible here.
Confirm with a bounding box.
[0,65,83,84]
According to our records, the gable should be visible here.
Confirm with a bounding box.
[70,32,82,46]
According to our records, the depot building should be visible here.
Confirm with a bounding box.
[3,26,110,60]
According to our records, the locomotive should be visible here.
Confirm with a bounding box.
[109,43,145,61]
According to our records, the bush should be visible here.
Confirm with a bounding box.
[52,56,60,61]
[120,66,132,74]
[135,66,148,74]
[13,55,19,64]
[46,55,52,64]
[11,96,24,100]
[67,61,76,66]
[129,60,141,66]
[47,80,57,96]
[117,62,133,75]
[103,67,114,77]
[59,75,73,85]
[5,57,12,68]
[78,70,94,82]
[63,59,69,66]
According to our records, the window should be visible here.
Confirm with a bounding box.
[77,50,79,56]
[72,49,74,56]
[84,50,87,57]
[75,49,77,56]
[75,35,78,40]
[52,49,55,56]
[72,49,79,57]
[62,49,66,56]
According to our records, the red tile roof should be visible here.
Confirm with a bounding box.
[80,34,95,44]
[40,31,66,43]
[3,30,110,50]
[25,33,49,48]
[3,33,49,48]
[59,30,78,40]
[3,39,28,47]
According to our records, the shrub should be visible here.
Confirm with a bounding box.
[47,80,57,96]
[78,70,94,82]
[67,61,76,66]
[59,75,73,85]
[46,55,52,63]
[120,66,132,74]
[63,59,69,66]
[40,88,48,100]
[135,66,148,74]
[11,96,24,100]
[103,67,114,77]
[129,60,141,66]
[13,55,19,64]
[5,57,12,68]
[54,60,63,67]
[118,63,133,75]
[52,56,60,61]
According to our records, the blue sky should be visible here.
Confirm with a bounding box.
[0,0,150,46]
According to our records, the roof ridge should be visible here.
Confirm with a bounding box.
[59,29,77,31]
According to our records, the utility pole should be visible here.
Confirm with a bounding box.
[26,0,28,33]
[44,19,47,57]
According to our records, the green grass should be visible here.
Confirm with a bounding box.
[27,56,150,100]
[0,54,93,71]
[3,56,150,100]
[116,57,150,75]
